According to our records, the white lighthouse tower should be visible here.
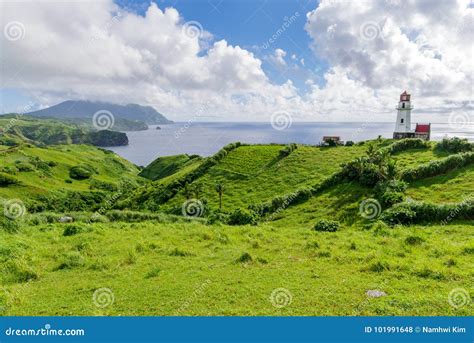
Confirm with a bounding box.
[393,91,431,140]
[394,90,412,133]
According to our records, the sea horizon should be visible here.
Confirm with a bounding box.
[109,121,474,166]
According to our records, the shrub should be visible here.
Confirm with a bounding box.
[15,161,35,172]
[366,261,390,272]
[0,216,20,233]
[65,179,73,184]
[279,143,297,157]
[55,251,85,270]
[236,252,253,263]
[69,166,93,180]
[382,200,474,225]
[227,208,258,225]
[405,236,424,246]
[345,141,354,146]
[63,224,85,236]
[381,191,405,207]
[89,179,118,191]
[436,137,473,154]
[401,152,474,182]
[2,260,38,283]
[145,267,161,279]
[383,138,429,154]
[314,219,340,232]
[0,172,19,186]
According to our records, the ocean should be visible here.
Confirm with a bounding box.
[108,122,474,166]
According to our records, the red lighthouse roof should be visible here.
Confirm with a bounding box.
[400,91,410,101]
[415,124,430,133]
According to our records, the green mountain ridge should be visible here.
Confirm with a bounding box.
[26,100,173,125]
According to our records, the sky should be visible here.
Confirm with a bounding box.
[0,0,472,123]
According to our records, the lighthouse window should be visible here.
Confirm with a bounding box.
[402,103,405,108]
[401,118,404,123]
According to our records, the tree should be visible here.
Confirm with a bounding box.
[215,182,225,211]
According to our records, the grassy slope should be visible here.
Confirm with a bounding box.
[139,154,202,181]
[163,144,368,212]
[1,220,472,316]
[406,164,474,203]
[1,141,473,316]
[0,144,140,200]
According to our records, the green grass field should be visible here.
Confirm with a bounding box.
[0,133,473,316]
[1,220,472,316]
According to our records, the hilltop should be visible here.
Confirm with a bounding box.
[27,100,173,125]
[0,134,473,316]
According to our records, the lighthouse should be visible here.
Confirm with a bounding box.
[394,91,412,133]
[393,91,431,140]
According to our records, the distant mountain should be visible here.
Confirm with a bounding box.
[27,100,173,125]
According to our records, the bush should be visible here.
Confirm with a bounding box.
[227,208,258,225]
[405,236,424,246]
[0,172,19,186]
[401,152,474,182]
[436,137,473,154]
[89,179,118,191]
[235,252,253,263]
[55,251,85,270]
[15,161,35,172]
[381,191,405,207]
[279,143,297,157]
[0,216,20,233]
[69,166,93,180]
[63,224,86,236]
[383,138,429,154]
[382,200,474,225]
[314,219,340,232]
[345,141,354,146]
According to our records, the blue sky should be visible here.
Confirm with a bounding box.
[113,0,326,92]
[0,0,471,123]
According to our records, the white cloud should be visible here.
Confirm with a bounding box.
[268,48,287,68]
[305,0,473,118]
[0,0,471,122]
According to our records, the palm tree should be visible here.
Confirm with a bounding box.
[215,182,225,211]
[385,159,398,180]
[366,144,377,162]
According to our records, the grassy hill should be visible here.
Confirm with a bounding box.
[0,115,129,146]
[1,135,473,316]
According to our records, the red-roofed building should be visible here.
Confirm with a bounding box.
[414,123,431,140]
